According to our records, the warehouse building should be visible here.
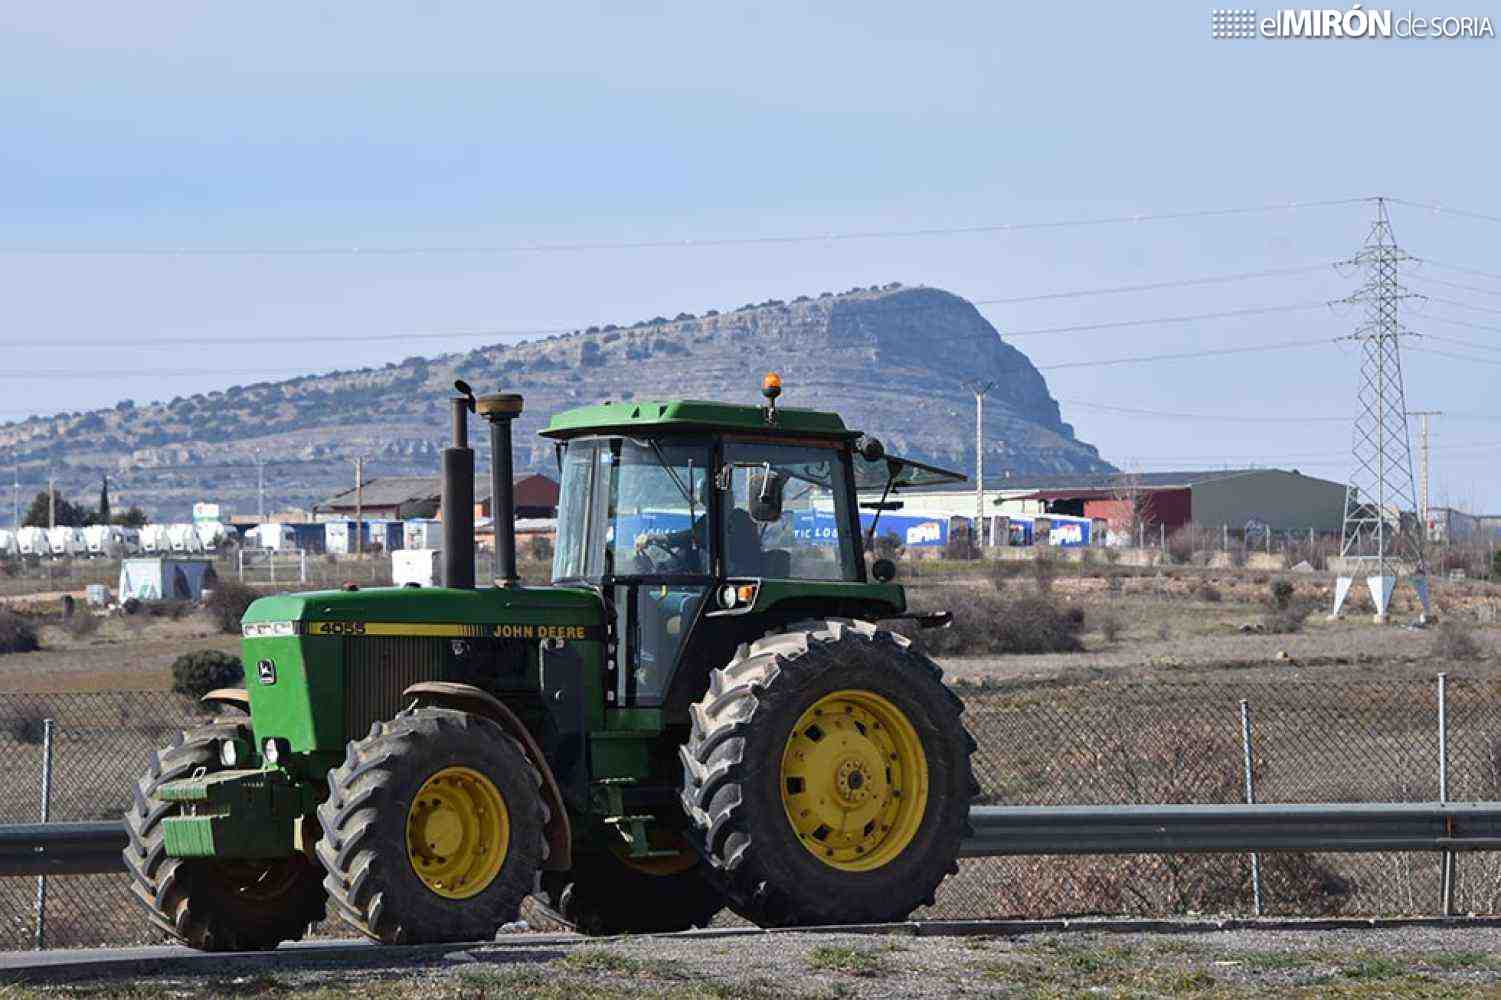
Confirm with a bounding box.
[872,468,1348,540]
[315,473,559,522]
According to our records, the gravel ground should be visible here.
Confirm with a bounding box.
[9,924,1501,998]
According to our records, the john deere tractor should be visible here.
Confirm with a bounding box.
[124,376,978,949]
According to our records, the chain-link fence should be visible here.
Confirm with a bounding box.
[0,676,1498,949]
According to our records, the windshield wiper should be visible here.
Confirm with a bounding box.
[641,438,700,555]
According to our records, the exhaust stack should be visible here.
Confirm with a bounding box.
[441,391,476,590]
[477,393,524,586]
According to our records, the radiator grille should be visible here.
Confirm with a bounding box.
[343,637,449,740]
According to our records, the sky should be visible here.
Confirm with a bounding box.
[2,2,1499,509]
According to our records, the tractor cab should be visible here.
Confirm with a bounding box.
[541,376,960,709]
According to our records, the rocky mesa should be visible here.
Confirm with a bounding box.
[0,284,1111,518]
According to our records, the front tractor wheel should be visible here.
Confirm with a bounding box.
[123,719,327,951]
[680,620,978,927]
[316,707,547,944]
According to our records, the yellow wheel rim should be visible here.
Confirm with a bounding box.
[779,689,929,872]
[406,766,509,899]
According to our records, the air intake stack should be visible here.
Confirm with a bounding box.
[477,392,524,587]
[441,388,476,590]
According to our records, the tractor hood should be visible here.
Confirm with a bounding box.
[241,584,602,633]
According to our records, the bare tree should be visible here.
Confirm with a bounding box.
[1109,470,1156,547]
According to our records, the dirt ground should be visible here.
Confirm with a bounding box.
[12,925,1501,998]
[0,563,1496,695]
[0,612,236,693]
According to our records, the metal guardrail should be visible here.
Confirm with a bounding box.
[0,822,128,877]
[7,803,1501,878]
[963,803,1501,857]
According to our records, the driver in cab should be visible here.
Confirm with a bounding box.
[633,473,769,575]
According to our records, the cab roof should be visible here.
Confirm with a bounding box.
[542,399,853,440]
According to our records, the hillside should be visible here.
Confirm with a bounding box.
[0,284,1111,520]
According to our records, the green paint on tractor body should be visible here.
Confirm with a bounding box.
[155,389,959,877]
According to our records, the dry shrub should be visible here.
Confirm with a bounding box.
[1431,621,1482,661]
[892,591,1084,656]
[1193,581,1222,603]
[987,722,1354,917]
[1032,551,1057,593]
[1105,573,1124,594]
[1263,601,1315,634]
[204,580,261,634]
[1268,578,1296,610]
[64,611,102,639]
[987,560,1024,593]
[1099,614,1123,643]
[0,609,40,654]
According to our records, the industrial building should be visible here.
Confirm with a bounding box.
[314,473,559,522]
[872,468,1348,542]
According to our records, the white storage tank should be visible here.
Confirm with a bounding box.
[81,524,127,558]
[166,523,205,554]
[195,520,232,551]
[121,527,141,555]
[46,526,85,557]
[0,529,17,559]
[16,527,49,558]
[139,524,171,554]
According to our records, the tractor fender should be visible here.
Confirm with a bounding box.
[402,681,572,871]
[200,688,250,715]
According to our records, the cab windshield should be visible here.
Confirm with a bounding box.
[552,437,713,582]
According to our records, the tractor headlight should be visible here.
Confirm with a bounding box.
[263,738,289,765]
[219,739,244,767]
[719,584,738,609]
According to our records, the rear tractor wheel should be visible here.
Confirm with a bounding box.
[123,719,327,951]
[316,707,548,944]
[680,619,978,926]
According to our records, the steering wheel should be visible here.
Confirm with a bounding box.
[634,535,692,574]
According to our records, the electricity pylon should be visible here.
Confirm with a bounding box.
[1331,198,1430,623]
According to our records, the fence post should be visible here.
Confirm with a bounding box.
[1159,523,1165,551]
[237,547,244,582]
[1239,700,1263,916]
[33,718,54,950]
[1439,673,1456,916]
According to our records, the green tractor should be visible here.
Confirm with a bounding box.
[124,376,978,949]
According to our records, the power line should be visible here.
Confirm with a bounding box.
[1410,275,1501,298]
[973,263,1337,305]
[1388,198,1501,227]
[1036,337,1335,370]
[1415,259,1501,283]
[1057,399,1349,422]
[1003,301,1331,338]
[0,197,1374,257]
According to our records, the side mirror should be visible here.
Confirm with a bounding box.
[871,558,897,583]
[746,465,786,523]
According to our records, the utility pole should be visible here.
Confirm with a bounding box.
[254,451,266,521]
[1407,410,1441,542]
[353,457,365,557]
[1331,198,1428,623]
[964,380,997,548]
[47,472,55,530]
